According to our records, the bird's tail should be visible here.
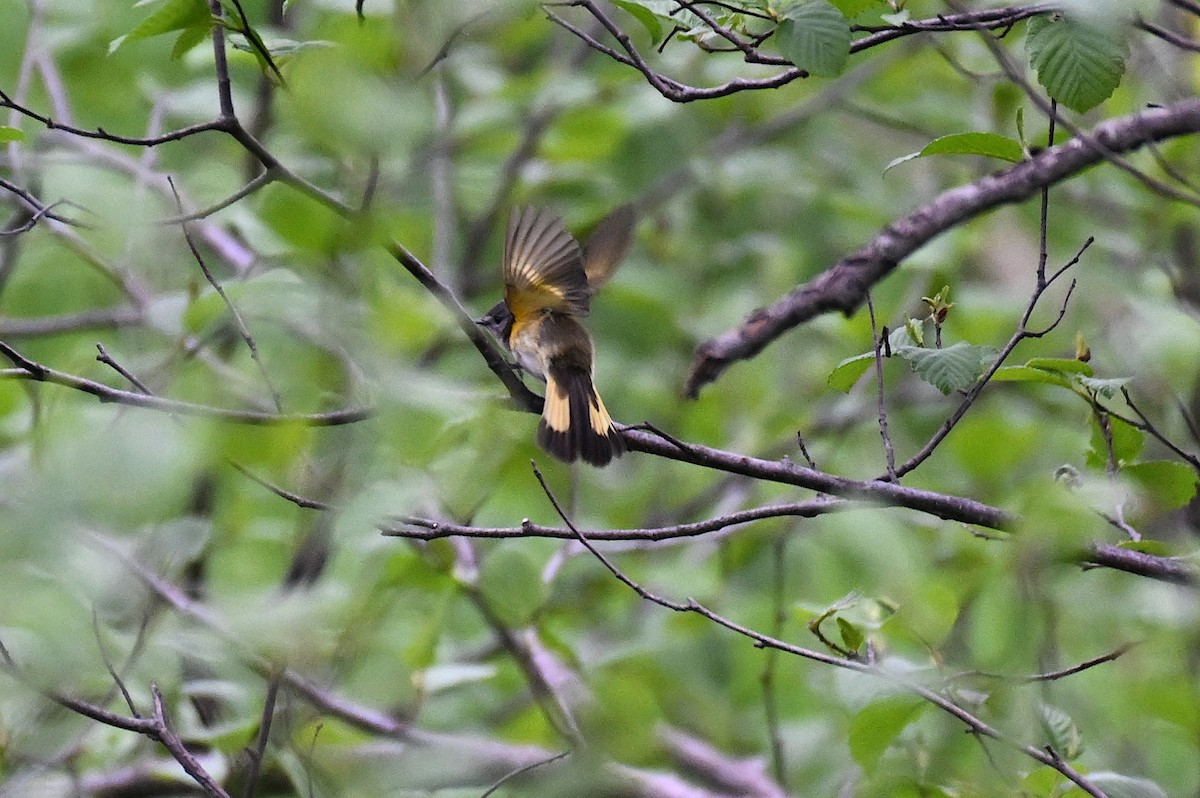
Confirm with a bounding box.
[539,365,624,467]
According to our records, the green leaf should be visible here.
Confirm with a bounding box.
[827,0,881,19]
[828,324,926,392]
[1024,357,1094,376]
[109,0,209,53]
[895,342,997,395]
[611,0,703,44]
[1124,461,1200,510]
[612,0,665,43]
[827,351,875,392]
[1086,415,1144,468]
[1039,702,1083,761]
[0,126,25,143]
[1117,539,1172,556]
[836,616,864,652]
[1027,13,1129,113]
[171,23,210,59]
[477,545,548,627]
[1079,772,1167,798]
[848,696,926,770]
[776,0,851,77]
[992,365,1070,388]
[885,132,1024,173]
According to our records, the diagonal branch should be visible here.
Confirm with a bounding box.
[0,339,371,426]
[685,98,1200,397]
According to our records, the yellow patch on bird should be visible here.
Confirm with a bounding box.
[505,279,574,319]
[589,393,615,435]
[543,376,571,433]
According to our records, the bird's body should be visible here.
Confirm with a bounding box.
[482,206,628,467]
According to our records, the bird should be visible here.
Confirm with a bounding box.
[479,206,631,466]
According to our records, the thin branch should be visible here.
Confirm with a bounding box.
[91,610,140,718]
[951,643,1137,683]
[0,90,231,144]
[866,293,896,479]
[227,460,331,510]
[156,171,273,224]
[384,498,847,541]
[478,750,572,798]
[549,2,1053,102]
[0,178,86,227]
[240,674,280,798]
[1085,542,1199,587]
[0,339,372,426]
[1137,18,1200,53]
[168,176,283,412]
[0,307,143,336]
[687,97,1200,395]
[0,635,232,798]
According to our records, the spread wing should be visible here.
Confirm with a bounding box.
[582,203,636,290]
[503,206,589,319]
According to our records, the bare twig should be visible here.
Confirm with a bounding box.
[866,293,896,479]
[384,498,846,541]
[167,176,282,412]
[478,750,572,798]
[240,674,280,798]
[0,339,371,425]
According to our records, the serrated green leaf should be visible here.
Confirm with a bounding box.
[848,696,926,770]
[1077,375,1130,398]
[1081,772,1167,798]
[1124,461,1199,510]
[478,545,548,628]
[776,0,851,77]
[1086,415,1143,469]
[0,126,25,143]
[1027,13,1129,113]
[1039,702,1083,760]
[895,342,997,395]
[110,0,209,53]
[1024,357,1095,376]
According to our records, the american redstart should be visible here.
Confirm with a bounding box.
[479,206,634,467]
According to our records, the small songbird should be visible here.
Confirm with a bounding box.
[480,206,628,466]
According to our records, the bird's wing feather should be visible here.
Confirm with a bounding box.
[504,207,589,318]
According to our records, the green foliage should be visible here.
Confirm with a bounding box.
[1,0,1198,796]
[848,695,926,770]
[108,0,210,55]
[885,131,1026,173]
[775,0,851,77]
[1027,12,1130,113]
